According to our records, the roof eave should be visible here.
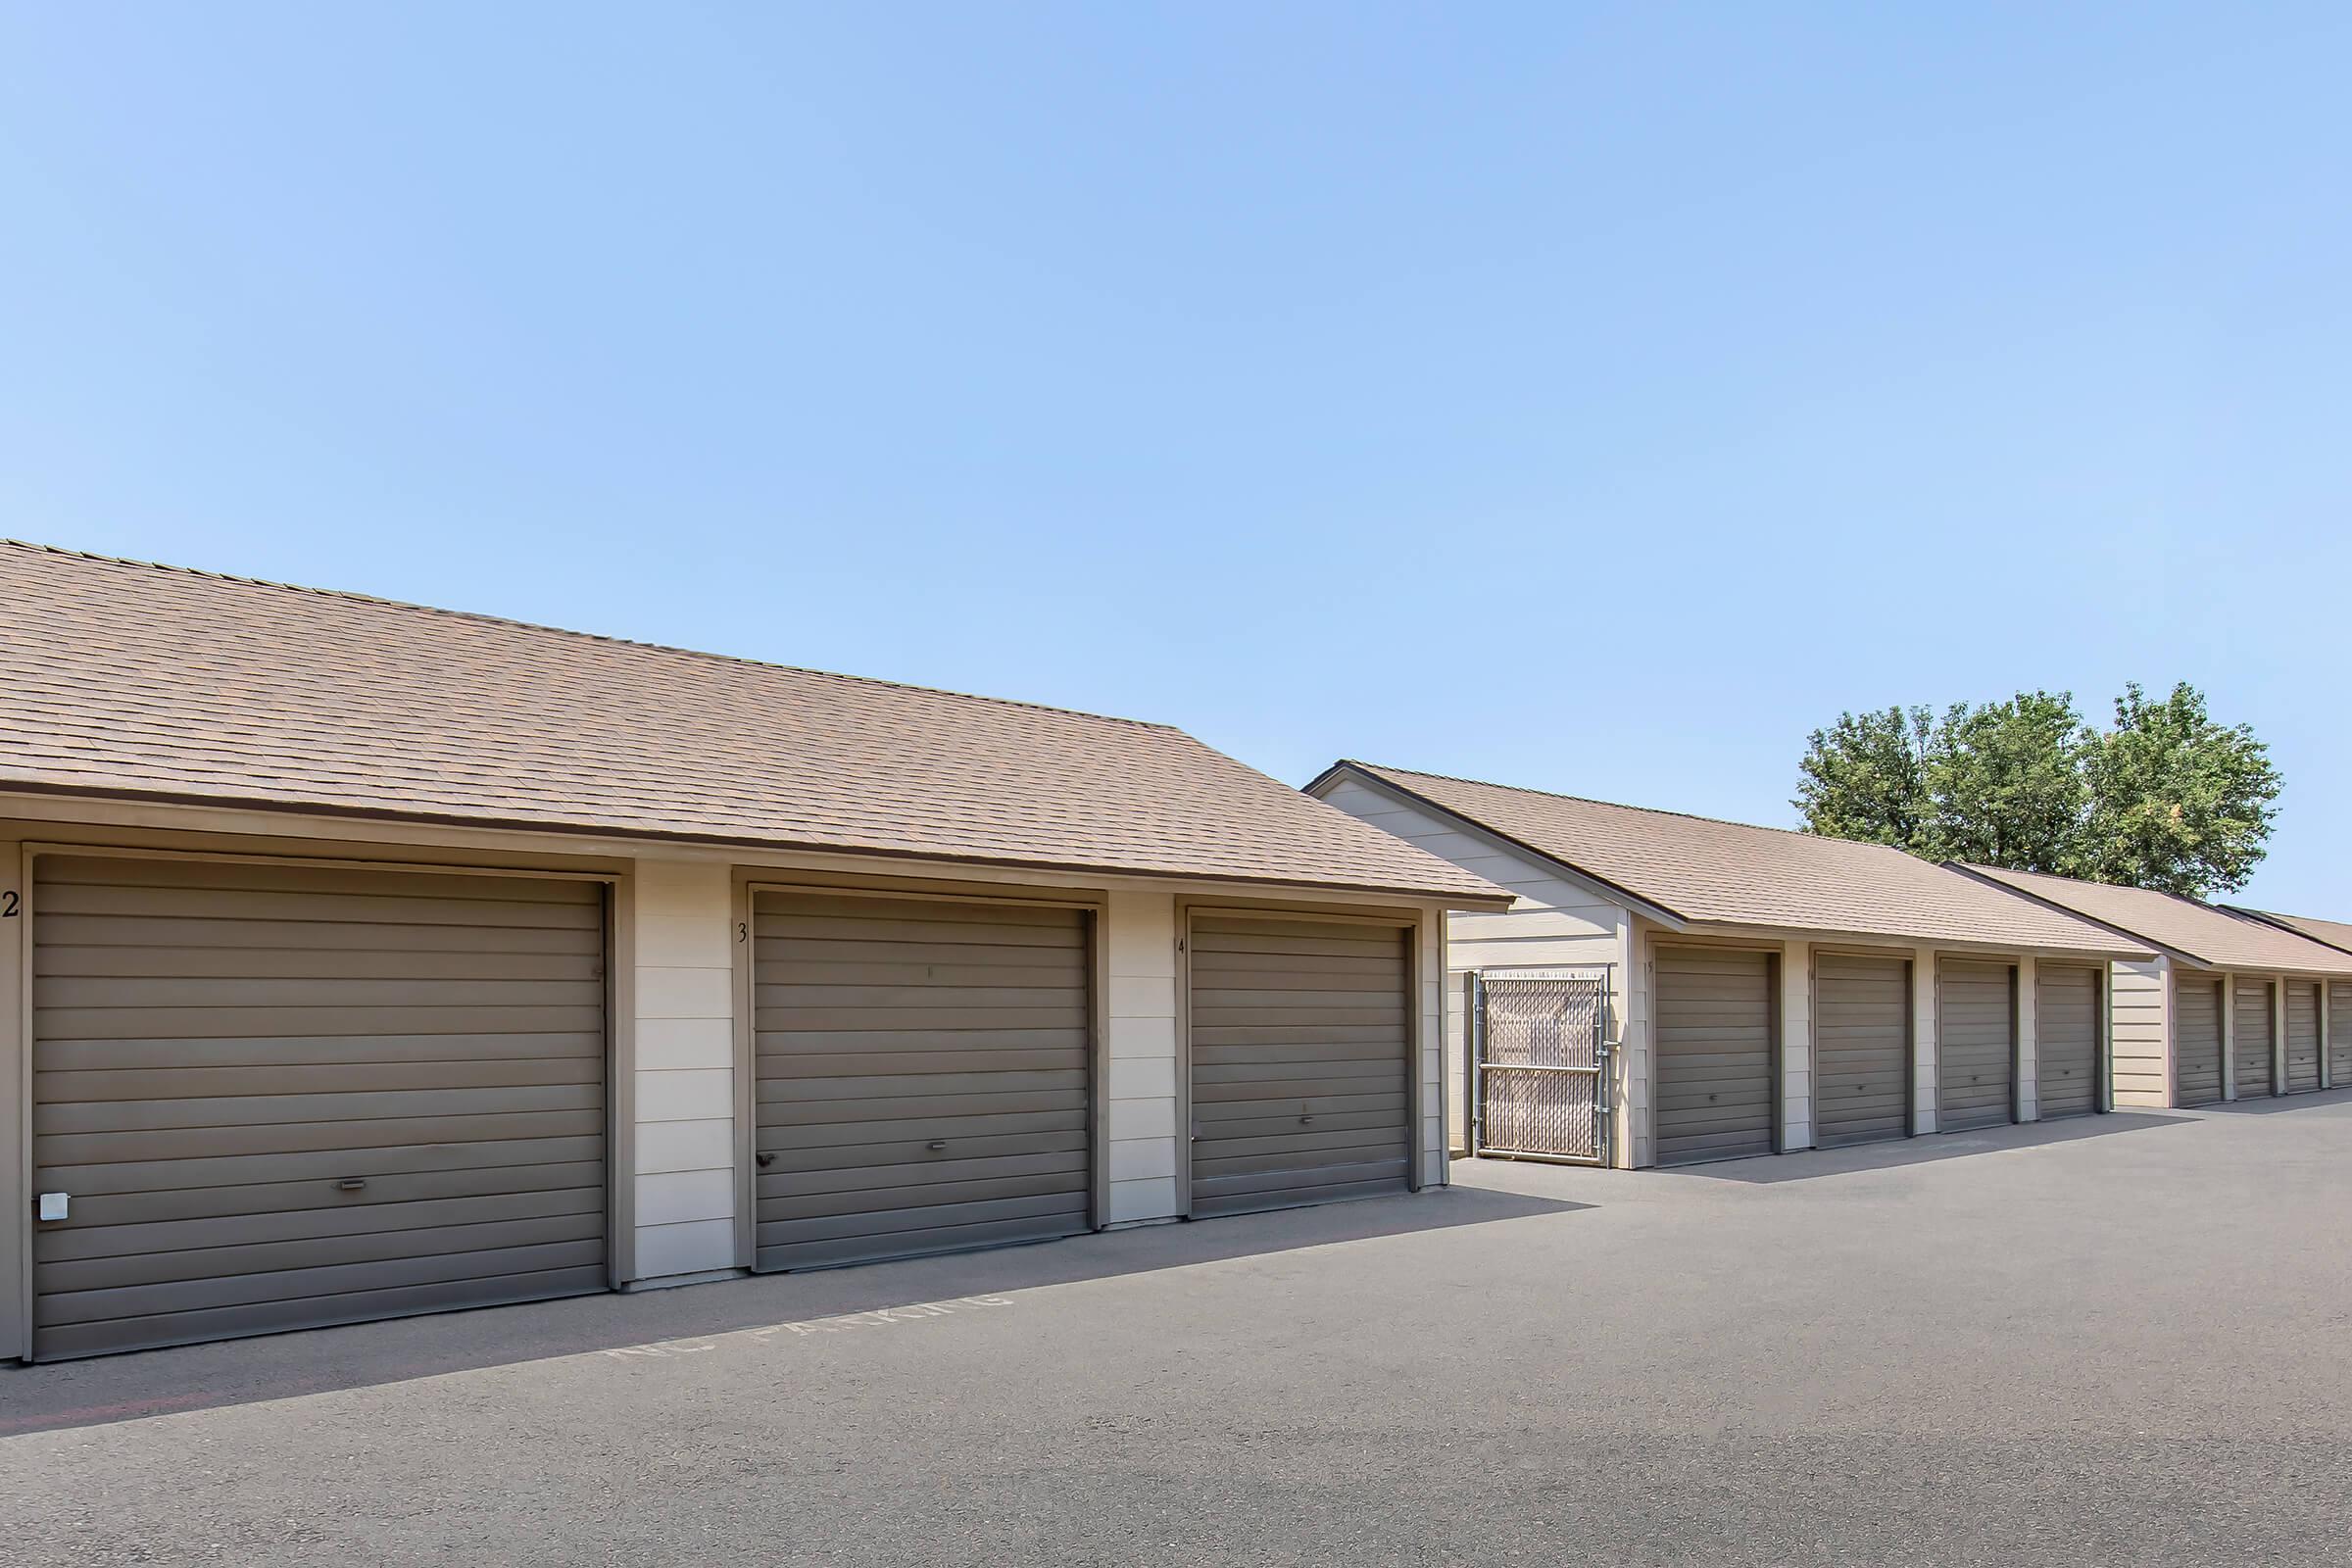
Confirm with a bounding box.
[0,779,1518,911]
[1943,863,2209,968]
[1305,760,1690,931]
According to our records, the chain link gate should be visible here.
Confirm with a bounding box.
[1472,968,1613,1164]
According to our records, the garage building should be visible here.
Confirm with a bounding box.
[1305,763,2148,1168]
[0,544,1506,1359]
[1956,867,2352,1108]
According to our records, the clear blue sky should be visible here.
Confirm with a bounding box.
[4,4,2346,909]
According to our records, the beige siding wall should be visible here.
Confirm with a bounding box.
[1104,891,1180,1224]
[2110,956,2171,1108]
[1910,947,1940,1135]
[1313,777,1626,1157]
[1781,939,1813,1151]
[2016,955,2040,1122]
[0,839,22,1359]
[629,859,738,1281]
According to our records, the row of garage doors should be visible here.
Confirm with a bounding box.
[2168,976,2346,1105]
[25,856,1417,1359]
[1652,948,2105,1166]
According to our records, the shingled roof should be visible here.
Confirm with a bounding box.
[2230,907,2352,959]
[0,543,1505,904]
[1318,761,2148,956]
[1961,866,2352,975]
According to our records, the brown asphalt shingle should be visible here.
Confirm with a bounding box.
[1337,761,2148,955]
[0,543,1504,903]
[1963,866,2352,975]
[2230,908,2352,959]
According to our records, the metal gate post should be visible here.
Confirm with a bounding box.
[1468,971,1487,1157]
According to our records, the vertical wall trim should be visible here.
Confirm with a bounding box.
[1912,948,1939,1135]
[2015,956,2038,1123]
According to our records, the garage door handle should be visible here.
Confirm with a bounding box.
[336,1178,367,1193]
[755,1153,774,1169]
[1299,1114,1315,1125]
[926,1141,948,1152]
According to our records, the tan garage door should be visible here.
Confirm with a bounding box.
[2233,980,2275,1099]
[1188,913,1412,1217]
[1654,947,1775,1165]
[2333,983,2352,1089]
[30,855,608,1361]
[2035,964,2101,1120]
[751,891,1093,1272]
[1937,959,2015,1132]
[1812,953,1909,1150]
[2174,977,2224,1106]
[2284,981,2322,1094]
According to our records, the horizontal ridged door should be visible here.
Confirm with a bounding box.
[2284,982,2321,1094]
[1812,953,1908,1149]
[2034,965,2100,1119]
[2173,977,2224,1105]
[1187,913,1411,1217]
[2333,984,2352,1089]
[1936,959,2015,1132]
[2233,980,2275,1099]
[1653,947,1775,1165]
[31,855,608,1360]
[752,891,1092,1272]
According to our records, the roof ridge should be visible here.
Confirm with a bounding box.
[1351,760,1888,850]
[0,538,1181,733]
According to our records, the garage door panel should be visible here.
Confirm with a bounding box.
[1188,915,1413,1217]
[37,1031,608,1074]
[39,1209,609,1295]
[758,1169,1087,1224]
[757,1066,1087,1101]
[2233,982,2276,1097]
[1193,1157,1408,1202]
[756,1192,1088,1251]
[1654,948,1774,1165]
[37,1107,603,1169]
[36,1004,608,1042]
[1937,961,2015,1132]
[1815,952,1910,1149]
[37,1055,602,1103]
[756,1128,1089,1177]
[35,879,600,929]
[1194,1091,1404,1121]
[34,975,603,1011]
[36,912,603,956]
[2174,979,2225,1104]
[1193,1056,1400,1084]
[36,1238,607,1329]
[37,1189,604,1267]
[751,891,1093,1270]
[756,1089,1089,1130]
[52,1163,610,1236]
[760,1150,1089,1201]
[754,911,1079,950]
[29,857,611,1358]
[2035,965,2101,1120]
[2285,983,2321,1093]
[34,1082,604,1138]
[39,1136,607,1200]
[41,946,607,982]
[32,1265,612,1362]
[2332,984,2352,1085]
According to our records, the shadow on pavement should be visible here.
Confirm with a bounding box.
[0,1183,1585,1438]
[1647,1110,2195,1184]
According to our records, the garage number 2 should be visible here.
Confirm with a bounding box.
[0,891,16,917]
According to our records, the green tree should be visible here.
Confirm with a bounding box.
[1795,682,2281,897]
[1918,691,2086,872]
[2070,682,2281,897]
[1793,706,1933,851]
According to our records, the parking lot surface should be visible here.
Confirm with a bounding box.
[5,1095,2349,1566]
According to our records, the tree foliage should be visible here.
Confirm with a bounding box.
[1793,682,2280,897]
